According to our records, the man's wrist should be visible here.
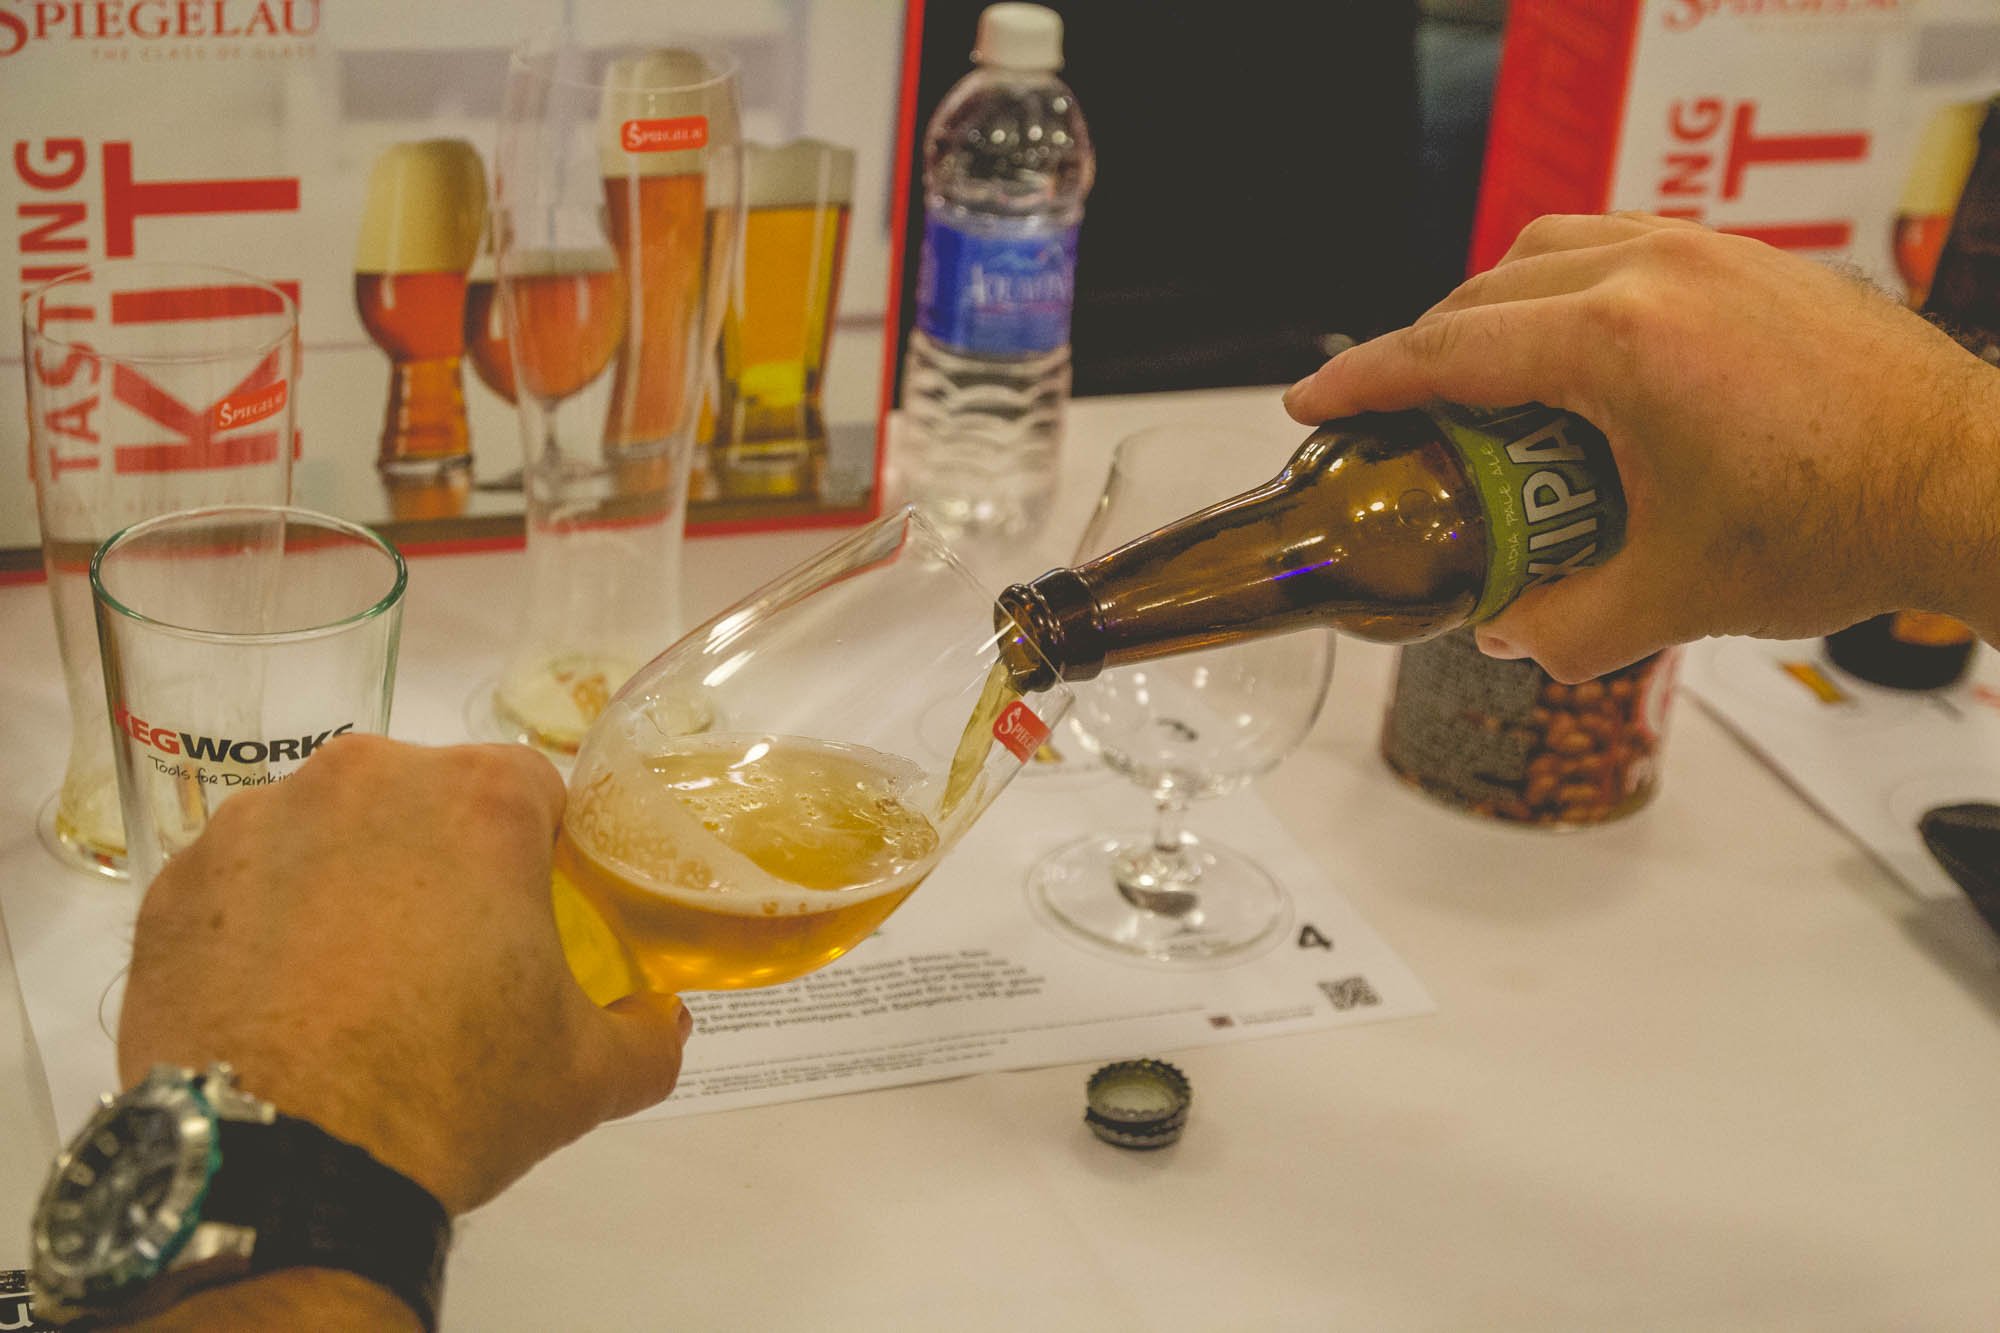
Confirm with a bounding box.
[43,1063,452,1330]
[119,1052,470,1216]
[1923,357,2000,643]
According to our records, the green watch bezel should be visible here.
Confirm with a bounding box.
[31,1065,223,1311]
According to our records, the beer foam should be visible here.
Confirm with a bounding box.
[568,732,940,919]
[354,139,488,274]
[597,48,739,180]
[745,140,856,209]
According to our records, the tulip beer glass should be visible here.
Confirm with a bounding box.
[551,507,1073,1003]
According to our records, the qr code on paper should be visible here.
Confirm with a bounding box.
[1318,976,1381,1012]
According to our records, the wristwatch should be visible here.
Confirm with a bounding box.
[28,1063,451,1329]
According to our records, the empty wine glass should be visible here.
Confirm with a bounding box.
[1029,425,1335,964]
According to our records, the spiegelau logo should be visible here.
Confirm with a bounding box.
[214,379,287,432]
[1663,0,1908,31]
[0,0,321,59]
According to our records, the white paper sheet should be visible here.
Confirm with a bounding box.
[1681,636,2000,902]
[1,756,1431,1140]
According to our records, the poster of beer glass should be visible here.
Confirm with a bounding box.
[0,0,909,572]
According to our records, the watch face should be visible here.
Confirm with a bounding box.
[32,1068,218,1306]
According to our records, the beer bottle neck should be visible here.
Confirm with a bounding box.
[997,567,1102,688]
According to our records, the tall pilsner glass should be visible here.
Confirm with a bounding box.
[23,262,296,878]
[487,36,744,754]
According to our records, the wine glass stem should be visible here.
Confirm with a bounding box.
[1114,796,1201,916]
[1152,797,1190,860]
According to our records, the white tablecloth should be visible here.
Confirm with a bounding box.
[4,388,1999,1330]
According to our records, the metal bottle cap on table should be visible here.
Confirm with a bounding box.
[1085,1059,1190,1149]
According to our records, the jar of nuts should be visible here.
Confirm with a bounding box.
[1379,628,1679,826]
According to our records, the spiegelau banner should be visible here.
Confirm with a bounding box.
[1471,0,2000,291]
[2,0,908,571]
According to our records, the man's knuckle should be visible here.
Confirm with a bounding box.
[305,731,394,776]
[1582,279,1663,359]
[1508,213,1581,256]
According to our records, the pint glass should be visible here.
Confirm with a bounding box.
[712,139,855,499]
[485,35,743,754]
[92,506,406,885]
[24,262,296,878]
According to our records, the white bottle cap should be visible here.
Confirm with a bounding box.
[975,3,1063,72]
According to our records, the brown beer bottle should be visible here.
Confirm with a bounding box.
[996,403,1624,688]
[1825,93,2000,690]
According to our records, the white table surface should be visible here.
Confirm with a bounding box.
[5,388,2000,1331]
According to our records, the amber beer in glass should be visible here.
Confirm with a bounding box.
[600,53,735,459]
[353,139,487,479]
[553,733,942,993]
[549,508,1072,1003]
[714,139,854,481]
[463,255,515,404]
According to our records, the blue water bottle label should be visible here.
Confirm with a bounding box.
[915,214,1078,355]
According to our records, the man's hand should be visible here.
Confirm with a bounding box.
[1284,213,2000,681]
[118,736,690,1216]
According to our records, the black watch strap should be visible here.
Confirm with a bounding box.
[202,1116,451,1332]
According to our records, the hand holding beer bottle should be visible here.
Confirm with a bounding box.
[1282,213,2000,682]
[551,508,1072,1003]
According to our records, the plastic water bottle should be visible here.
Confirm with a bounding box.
[902,2,1094,543]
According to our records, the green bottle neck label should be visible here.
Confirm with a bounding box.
[1430,403,1627,623]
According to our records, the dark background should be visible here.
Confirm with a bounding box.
[891,0,1505,400]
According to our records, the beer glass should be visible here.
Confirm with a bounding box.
[484,35,744,755]
[353,139,488,484]
[711,139,855,500]
[92,506,407,885]
[463,252,516,406]
[23,261,297,879]
[552,506,1073,1003]
[1028,426,1334,964]
[1893,100,1984,306]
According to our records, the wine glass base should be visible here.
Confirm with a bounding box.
[463,676,588,771]
[36,794,128,882]
[1028,830,1293,968]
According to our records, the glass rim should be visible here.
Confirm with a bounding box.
[507,33,741,94]
[21,260,297,367]
[91,505,408,646]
